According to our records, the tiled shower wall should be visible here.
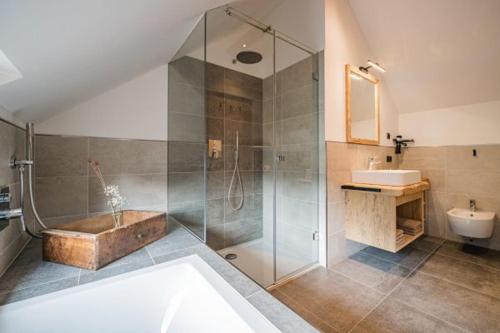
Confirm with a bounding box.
[168,56,264,249]
[262,55,321,274]
[326,142,398,266]
[0,120,30,275]
[33,135,167,228]
[400,145,500,250]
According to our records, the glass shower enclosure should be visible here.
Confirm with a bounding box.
[168,5,319,287]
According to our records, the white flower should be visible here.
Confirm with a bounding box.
[103,185,125,211]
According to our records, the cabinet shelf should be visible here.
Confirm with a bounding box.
[343,180,430,253]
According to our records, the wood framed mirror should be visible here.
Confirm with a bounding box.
[345,64,380,145]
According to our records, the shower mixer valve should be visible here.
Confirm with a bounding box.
[208,139,222,159]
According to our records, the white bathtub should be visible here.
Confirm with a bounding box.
[0,255,280,333]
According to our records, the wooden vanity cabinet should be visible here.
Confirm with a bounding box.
[342,181,430,252]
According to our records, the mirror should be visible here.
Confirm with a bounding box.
[345,64,380,145]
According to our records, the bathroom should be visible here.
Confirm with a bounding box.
[0,0,498,332]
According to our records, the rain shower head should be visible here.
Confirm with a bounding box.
[236,51,262,64]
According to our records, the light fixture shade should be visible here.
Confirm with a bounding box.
[367,60,386,73]
[349,73,362,80]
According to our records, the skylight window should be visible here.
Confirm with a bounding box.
[0,49,22,86]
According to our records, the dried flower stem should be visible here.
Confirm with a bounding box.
[88,160,124,228]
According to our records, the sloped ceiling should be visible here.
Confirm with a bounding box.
[348,0,500,113]
[177,0,324,79]
[0,0,229,122]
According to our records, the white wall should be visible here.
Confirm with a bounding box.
[324,0,398,146]
[36,65,168,141]
[399,100,500,147]
[0,104,25,128]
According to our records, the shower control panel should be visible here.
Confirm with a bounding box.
[208,139,222,160]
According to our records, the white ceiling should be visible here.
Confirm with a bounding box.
[5,0,493,121]
[349,0,500,114]
[0,0,229,121]
[177,0,323,79]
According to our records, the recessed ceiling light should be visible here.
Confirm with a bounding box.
[242,44,247,48]
[0,49,22,86]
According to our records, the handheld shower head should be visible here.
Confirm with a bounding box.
[235,130,239,150]
[228,130,243,211]
[26,122,35,161]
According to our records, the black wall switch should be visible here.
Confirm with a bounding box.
[386,155,393,163]
[473,149,477,157]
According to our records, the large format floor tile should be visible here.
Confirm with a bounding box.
[389,271,500,332]
[331,252,410,294]
[271,289,339,333]
[360,243,432,271]
[274,267,384,332]
[418,252,500,298]
[351,298,466,333]
[275,239,500,333]
[436,241,500,270]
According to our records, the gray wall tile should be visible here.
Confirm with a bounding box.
[0,122,24,185]
[168,113,205,142]
[169,56,204,87]
[35,176,87,218]
[35,135,88,177]
[88,174,167,213]
[168,142,204,172]
[167,172,204,204]
[33,136,168,228]
[89,138,167,175]
[0,121,27,275]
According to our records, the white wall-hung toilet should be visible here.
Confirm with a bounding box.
[447,208,495,238]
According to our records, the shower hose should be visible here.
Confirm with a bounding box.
[228,131,244,210]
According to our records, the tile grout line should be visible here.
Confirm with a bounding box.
[353,249,427,272]
[346,240,447,333]
[340,238,444,273]
[145,247,156,265]
[0,274,80,297]
[390,298,472,333]
[431,251,500,273]
[326,267,385,296]
[245,289,263,299]
[414,268,500,302]
[273,288,341,333]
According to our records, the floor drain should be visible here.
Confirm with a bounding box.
[225,253,238,260]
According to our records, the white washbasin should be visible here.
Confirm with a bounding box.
[0,255,280,333]
[447,208,495,238]
[351,170,421,186]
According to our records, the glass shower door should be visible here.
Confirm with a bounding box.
[274,38,319,280]
[169,5,320,287]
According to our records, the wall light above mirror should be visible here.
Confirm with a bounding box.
[345,64,380,145]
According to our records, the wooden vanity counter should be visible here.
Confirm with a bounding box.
[342,180,430,252]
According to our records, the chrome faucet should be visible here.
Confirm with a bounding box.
[469,199,476,213]
[0,189,23,221]
[367,157,381,170]
[0,208,23,221]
